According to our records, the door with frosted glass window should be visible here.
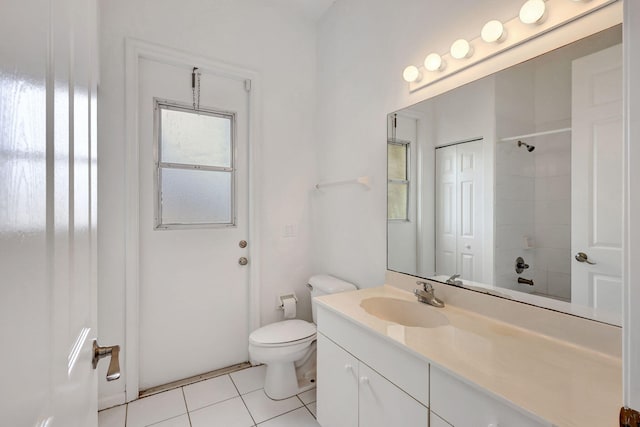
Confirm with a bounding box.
[138,57,250,390]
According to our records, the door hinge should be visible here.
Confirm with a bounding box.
[244,79,252,92]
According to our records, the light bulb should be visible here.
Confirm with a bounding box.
[519,0,546,25]
[481,20,506,43]
[424,53,445,72]
[402,65,421,83]
[450,39,473,59]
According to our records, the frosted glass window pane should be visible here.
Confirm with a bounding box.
[161,108,231,167]
[388,183,408,220]
[388,144,407,180]
[161,168,231,224]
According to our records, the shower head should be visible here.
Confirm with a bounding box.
[517,140,535,152]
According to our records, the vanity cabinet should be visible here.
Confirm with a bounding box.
[430,366,547,427]
[317,333,429,427]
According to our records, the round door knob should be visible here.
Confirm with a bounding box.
[238,257,248,266]
[359,376,369,385]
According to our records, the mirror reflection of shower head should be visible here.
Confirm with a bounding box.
[517,140,535,152]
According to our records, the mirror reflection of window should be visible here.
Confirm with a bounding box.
[387,141,409,221]
[386,25,623,325]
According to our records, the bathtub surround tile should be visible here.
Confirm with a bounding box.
[183,374,239,411]
[242,389,303,424]
[147,414,191,427]
[98,404,126,427]
[230,365,267,394]
[189,396,254,427]
[257,407,320,426]
[297,388,316,405]
[126,388,187,427]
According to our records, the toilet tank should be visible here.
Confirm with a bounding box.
[309,275,357,323]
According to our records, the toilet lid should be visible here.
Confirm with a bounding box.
[249,320,316,345]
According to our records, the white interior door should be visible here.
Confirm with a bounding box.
[435,145,457,276]
[571,44,623,315]
[138,57,251,390]
[435,140,484,281]
[456,140,484,281]
[0,0,100,425]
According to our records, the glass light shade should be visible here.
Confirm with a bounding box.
[519,0,546,24]
[481,20,506,43]
[424,53,445,72]
[450,39,473,59]
[402,65,421,83]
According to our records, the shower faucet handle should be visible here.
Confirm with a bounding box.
[515,257,530,274]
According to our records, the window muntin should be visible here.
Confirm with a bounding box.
[155,100,236,229]
[387,141,410,221]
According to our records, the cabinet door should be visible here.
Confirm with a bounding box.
[317,333,359,427]
[358,363,428,427]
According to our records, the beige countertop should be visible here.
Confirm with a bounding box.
[315,285,622,427]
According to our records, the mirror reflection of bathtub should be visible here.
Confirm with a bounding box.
[387,25,623,325]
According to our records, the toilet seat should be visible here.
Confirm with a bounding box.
[249,319,316,347]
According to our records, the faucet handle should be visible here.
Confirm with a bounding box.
[416,281,433,292]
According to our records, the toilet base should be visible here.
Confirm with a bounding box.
[264,348,317,400]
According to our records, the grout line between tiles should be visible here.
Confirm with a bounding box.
[232,375,258,426]
[302,403,316,419]
[254,406,305,426]
[180,387,193,427]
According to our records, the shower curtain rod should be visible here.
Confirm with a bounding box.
[499,127,571,142]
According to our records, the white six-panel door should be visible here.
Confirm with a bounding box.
[571,44,623,316]
[435,140,484,281]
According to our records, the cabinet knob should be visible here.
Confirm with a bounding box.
[344,364,353,371]
[359,376,369,385]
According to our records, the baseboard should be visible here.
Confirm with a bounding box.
[98,392,126,411]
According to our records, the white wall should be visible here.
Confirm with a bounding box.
[98,0,318,405]
[313,0,524,288]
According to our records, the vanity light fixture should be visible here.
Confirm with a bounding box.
[481,20,507,43]
[519,0,547,24]
[424,53,446,72]
[402,65,422,83]
[450,39,473,59]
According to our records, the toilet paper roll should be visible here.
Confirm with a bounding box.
[282,297,297,319]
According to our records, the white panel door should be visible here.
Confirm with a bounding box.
[436,145,457,275]
[571,44,623,315]
[456,140,484,281]
[0,0,100,425]
[138,58,251,389]
[435,140,484,281]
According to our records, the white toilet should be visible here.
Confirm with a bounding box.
[248,275,357,400]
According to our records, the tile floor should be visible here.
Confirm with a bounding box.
[98,366,319,427]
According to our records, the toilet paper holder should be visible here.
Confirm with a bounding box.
[278,293,298,309]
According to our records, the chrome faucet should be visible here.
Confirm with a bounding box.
[414,281,445,308]
[445,274,463,286]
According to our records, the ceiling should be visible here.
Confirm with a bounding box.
[271,0,336,21]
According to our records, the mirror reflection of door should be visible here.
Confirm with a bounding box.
[386,25,623,324]
[435,139,484,282]
[571,44,623,314]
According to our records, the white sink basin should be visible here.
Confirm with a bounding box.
[360,297,450,328]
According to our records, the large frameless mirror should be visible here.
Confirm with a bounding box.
[387,25,623,325]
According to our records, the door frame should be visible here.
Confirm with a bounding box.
[124,39,262,402]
